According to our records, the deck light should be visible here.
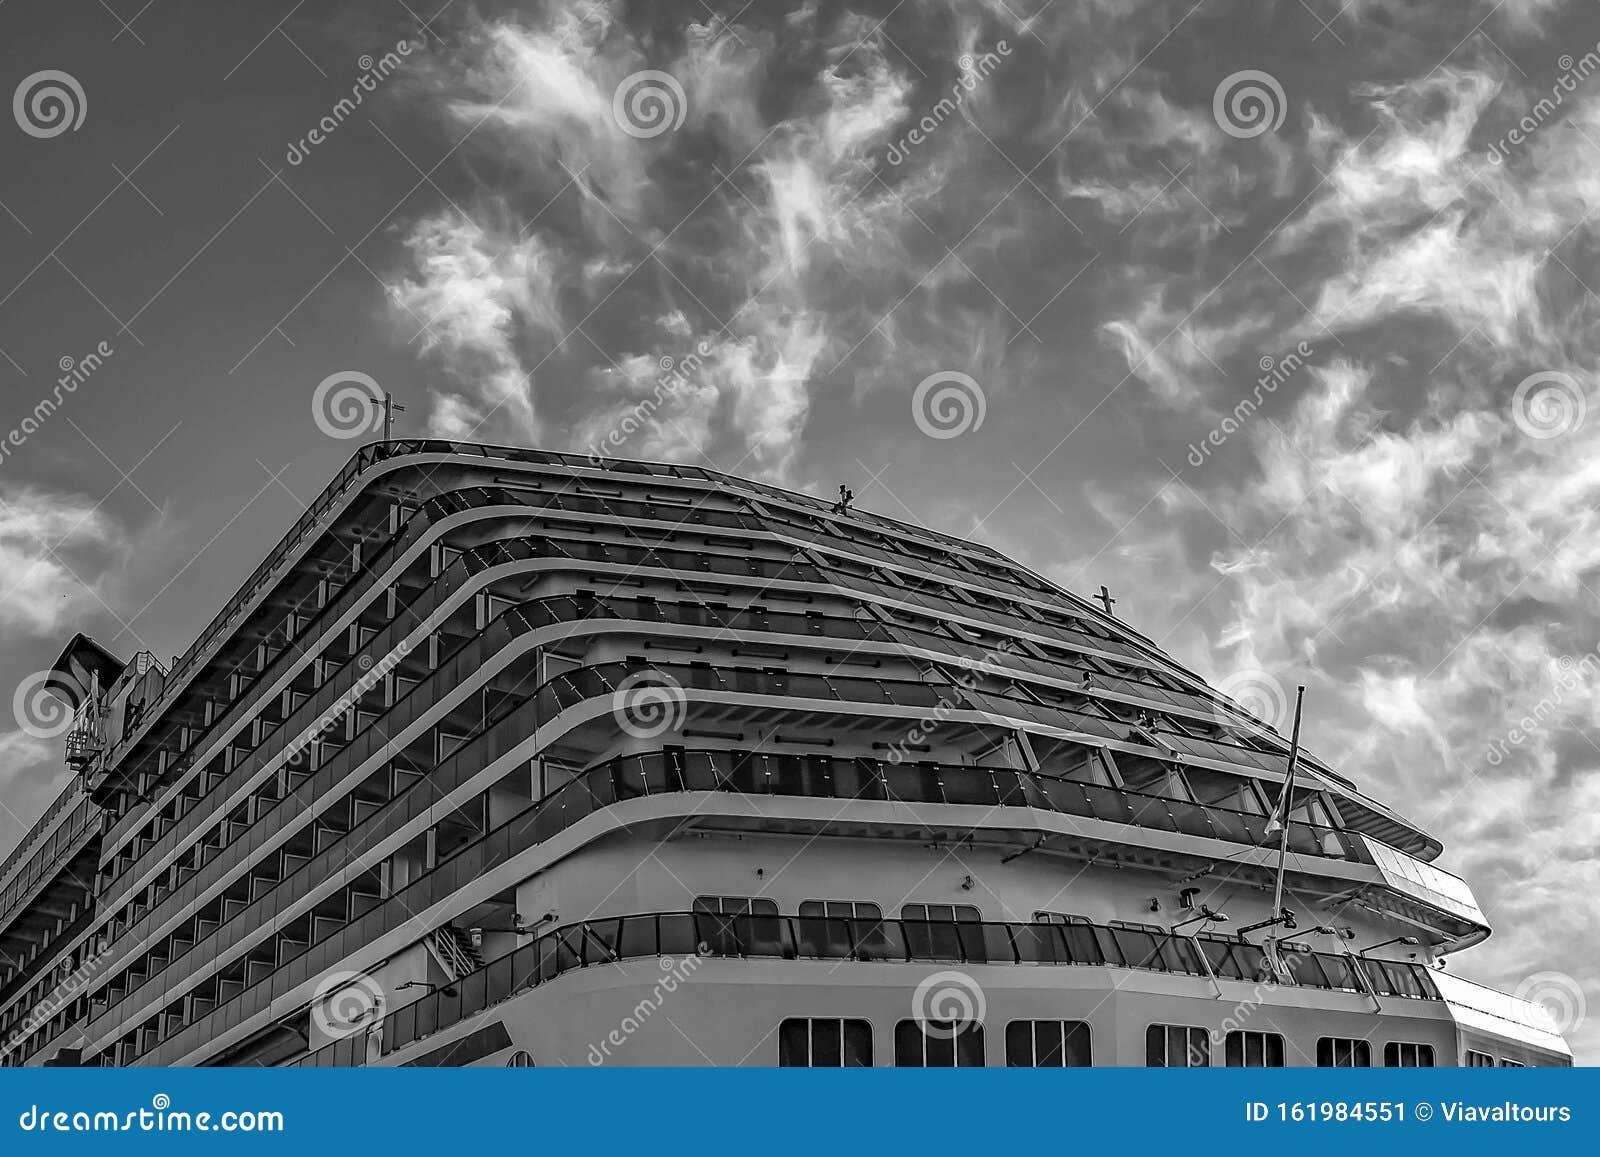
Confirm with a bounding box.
[397,980,459,998]
[1170,906,1228,932]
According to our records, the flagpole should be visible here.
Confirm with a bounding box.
[1265,685,1306,977]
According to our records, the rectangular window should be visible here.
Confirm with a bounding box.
[1316,1037,1372,1067]
[901,903,980,922]
[894,1020,985,1067]
[692,896,778,915]
[1033,911,1090,925]
[1465,1050,1495,1067]
[1383,1042,1436,1067]
[1006,1020,1091,1066]
[778,1018,873,1067]
[1499,1059,1526,1068]
[1224,1030,1285,1067]
[799,901,883,920]
[1147,1024,1210,1067]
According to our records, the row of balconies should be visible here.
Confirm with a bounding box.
[294,907,1447,1068]
[74,714,1470,1068]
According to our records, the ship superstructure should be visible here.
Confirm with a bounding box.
[0,442,1571,1067]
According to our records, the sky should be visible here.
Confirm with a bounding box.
[1,0,1598,1059]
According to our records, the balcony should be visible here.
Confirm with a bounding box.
[1356,835,1486,930]
[294,908,1441,1067]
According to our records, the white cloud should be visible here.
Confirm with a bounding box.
[0,487,123,638]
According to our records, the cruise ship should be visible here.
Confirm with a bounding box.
[0,441,1572,1068]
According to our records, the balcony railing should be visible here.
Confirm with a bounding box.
[0,794,100,937]
[84,729,1363,1067]
[294,909,1440,1068]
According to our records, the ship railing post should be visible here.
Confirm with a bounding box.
[1191,934,1225,999]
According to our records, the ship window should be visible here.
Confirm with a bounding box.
[798,901,882,920]
[1006,1020,1091,1066]
[1499,1059,1526,1067]
[1316,1037,1372,1067]
[1182,766,1268,814]
[894,1020,985,1067]
[1033,911,1090,925]
[692,897,778,916]
[1465,1050,1496,1067]
[779,1018,873,1067]
[1147,1024,1210,1067]
[505,1050,535,1067]
[1384,1042,1435,1067]
[901,904,980,923]
[1224,1030,1285,1067]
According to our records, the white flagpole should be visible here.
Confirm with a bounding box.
[1264,685,1306,979]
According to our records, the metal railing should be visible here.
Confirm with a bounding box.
[83,728,1364,1067]
[294,909,1439,1067]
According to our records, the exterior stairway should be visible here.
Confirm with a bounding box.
[427,925,484,981]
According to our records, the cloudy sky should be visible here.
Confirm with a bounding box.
[2,0,1598,1058]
